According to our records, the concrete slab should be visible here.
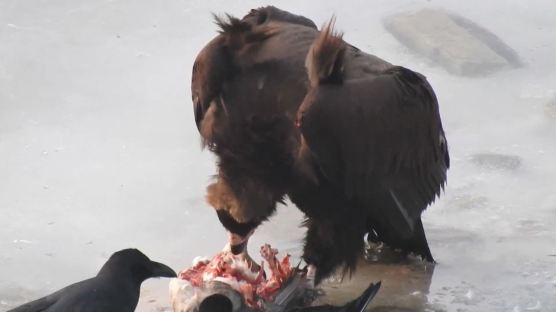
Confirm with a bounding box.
[384,9,521,76]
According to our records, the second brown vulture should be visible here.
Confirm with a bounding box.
[191,6,449,283]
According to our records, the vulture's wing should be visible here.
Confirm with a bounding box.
[191,8,317,133]
[298,23,449,255]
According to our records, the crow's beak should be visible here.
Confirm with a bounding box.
[149,261,177,278]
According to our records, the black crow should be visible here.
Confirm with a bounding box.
[192,6,449,283]
[8,248,176,312]
[197,282,381,312]
[288,282,381,312]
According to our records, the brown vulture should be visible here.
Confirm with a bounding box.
[191,6,449,283]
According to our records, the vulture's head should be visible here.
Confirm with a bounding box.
[241,6,317,29]
[191,35,234,131]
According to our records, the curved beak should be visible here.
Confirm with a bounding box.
[228,231,253,255]
[149,261,177,278]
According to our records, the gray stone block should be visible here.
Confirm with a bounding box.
[384,9,521,76]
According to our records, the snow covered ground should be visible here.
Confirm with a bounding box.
[1,0,555,311]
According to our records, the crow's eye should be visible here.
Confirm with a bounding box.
[131,263,150,279]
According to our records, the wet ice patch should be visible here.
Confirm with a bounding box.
[519,83,555,100]
[517,220,548,236]
[12,239,34,244]
[444,194,489,212]
[470,153,522,171]
[545,98,556,120]
[449,283,483,306]
[525,300,542,310]
[2,1,556,311]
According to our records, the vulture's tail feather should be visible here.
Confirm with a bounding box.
[306,17,347,86]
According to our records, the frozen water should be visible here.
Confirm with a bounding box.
[1,0,555,311]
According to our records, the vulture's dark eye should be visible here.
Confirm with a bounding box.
[193,61,199,73]
[256,11,268,24]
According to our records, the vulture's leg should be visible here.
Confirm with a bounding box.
[302,217,366,285]
[289,175,366,284]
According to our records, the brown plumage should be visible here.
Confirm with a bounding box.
[305,18,346,87]
[192,6,449,283]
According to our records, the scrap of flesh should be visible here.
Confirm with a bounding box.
[178,244,292,309]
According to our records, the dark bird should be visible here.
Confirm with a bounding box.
[192,6,449,283]
[287,282,381,312]
[8,249,176,312]
[197,281,382,312]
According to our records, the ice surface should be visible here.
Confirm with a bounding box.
[1,0,555,311]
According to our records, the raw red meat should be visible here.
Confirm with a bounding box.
[178,244,292,310]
